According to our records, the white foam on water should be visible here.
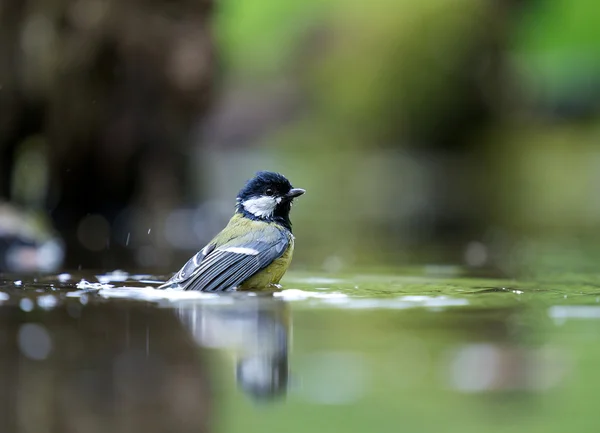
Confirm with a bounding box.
[95,270,130,284]
[274,289,348,301]
[307,294,469,310]
[398,295,469,308]
[97,286,220,302]
[76,279,113,290]
[273,290,468,310]
[64,279,469,311]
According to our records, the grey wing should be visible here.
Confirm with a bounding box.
[159,243,216,289]
[161,229,289,292]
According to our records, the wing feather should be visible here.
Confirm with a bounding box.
[160,225,289,292]
[204,255,257,292]
[159,244,215,288]
[213,246,282,292]
[192,250,245,289]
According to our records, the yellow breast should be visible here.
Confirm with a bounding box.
[238,234,295,291]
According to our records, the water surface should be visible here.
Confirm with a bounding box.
[0,268,599,433]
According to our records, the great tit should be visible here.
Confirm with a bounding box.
[160,171,305,291]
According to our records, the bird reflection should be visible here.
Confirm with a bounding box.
[176,296,290,400]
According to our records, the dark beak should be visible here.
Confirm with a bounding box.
[286,188,305,199]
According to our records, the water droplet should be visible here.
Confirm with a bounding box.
[37,295,58,310]
[18,323,52,360]
[464,241,487,267]
[57,273,72,282]
[20,298,34,312]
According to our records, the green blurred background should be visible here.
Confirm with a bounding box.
[203,0,600,277]
[1,0,600,278]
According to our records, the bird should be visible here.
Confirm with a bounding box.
[159,171,305,291]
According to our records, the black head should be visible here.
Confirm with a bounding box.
[236,171,305,229]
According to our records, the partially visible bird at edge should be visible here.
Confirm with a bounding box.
[159,171,305,292]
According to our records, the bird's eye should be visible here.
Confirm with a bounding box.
[265,188,274,196]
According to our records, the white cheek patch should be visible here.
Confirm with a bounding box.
[220,247,259,255]
[242,195,278,218]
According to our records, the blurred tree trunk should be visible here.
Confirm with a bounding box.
[0,0,215,270]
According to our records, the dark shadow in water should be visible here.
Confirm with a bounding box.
[0,300,213,433]
[177,296,290,401]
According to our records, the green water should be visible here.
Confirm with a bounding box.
[1,269,599,432]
